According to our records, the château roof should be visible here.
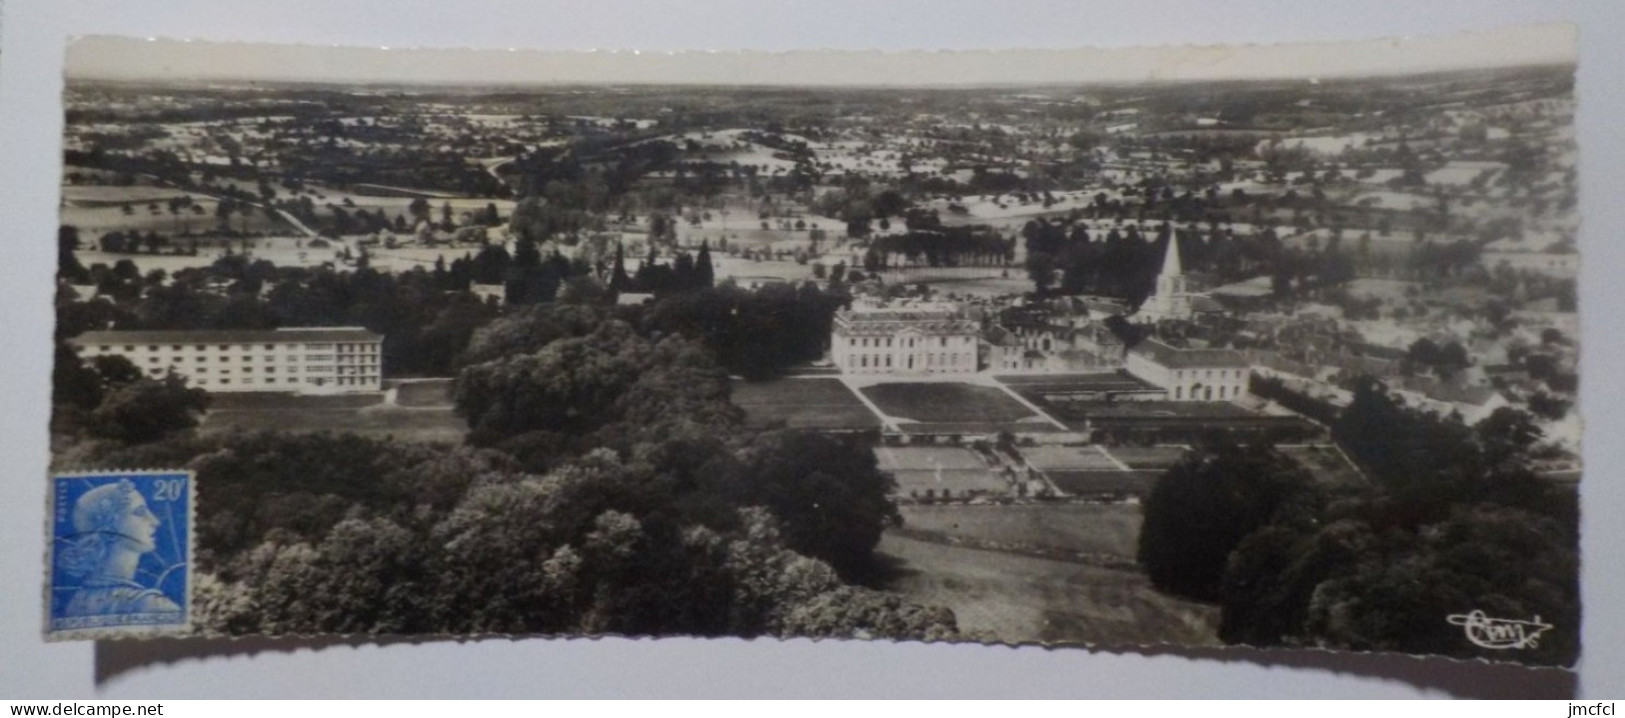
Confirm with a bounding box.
[835,305,978,338]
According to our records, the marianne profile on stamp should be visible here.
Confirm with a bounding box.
[48,471,192,637]
[56,479,181,618]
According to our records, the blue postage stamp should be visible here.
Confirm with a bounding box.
[46,470,195,640]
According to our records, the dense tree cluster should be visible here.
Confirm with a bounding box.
[51,350,210,451]
[1139,441,1320,601]
[56,243,502,377]
[609,240,717,295]
[1138,380,1578,665]
[454,319,739,459]
[640,282,845,379]
[70,428,947,640]
[453,305,901,578]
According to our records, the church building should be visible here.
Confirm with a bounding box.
[1136,237,1194,322]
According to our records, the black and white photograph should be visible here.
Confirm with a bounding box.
[44,26,1582,669]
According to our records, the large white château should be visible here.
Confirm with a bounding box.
[831,301,980,375]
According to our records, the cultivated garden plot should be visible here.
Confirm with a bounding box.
[860,382,1038,425]
[730,377,882,430]
[1018,445,1123,472]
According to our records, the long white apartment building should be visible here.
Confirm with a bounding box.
[831,301,980,375]
[69,327,384,394]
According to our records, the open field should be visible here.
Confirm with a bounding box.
[861,382,1036,424]
[1055,400,1259,420]
[1279,444,1367,488]
[207,392,385,410]
[876,446,1006,498]
[201,401,465,443]
[1102,446,1188,470]
[889,470,1008,499]
[1019,445,1122,472]
[1046,470,1162,497]
[996,373,1153,393]
[897,421,1066,435]
[62,199,281,235]
[730,377,881,430]
[897,503,1143,561]
[61,185,196,205]
[393,379,454,408]
[871,272,1033,298]
[877,533,1219,647]
[876,445,988,472]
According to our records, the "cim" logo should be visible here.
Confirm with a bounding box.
[1446,610,1553,650]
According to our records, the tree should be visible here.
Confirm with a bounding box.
[1025,251,1058,293]
[609,242,631,291]
[695,240,715,289]
[88,375,211,444]
[408,198,431,224]
[1138,440,1319,601]
[58,226,90,283]
[721,431,898,578]
[453,320,736,445]
[1304,506,1578,665]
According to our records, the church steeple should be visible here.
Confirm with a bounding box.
[1140,236,1192,323]
[1159,236,1183,278]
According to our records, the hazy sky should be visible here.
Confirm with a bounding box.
[66,23,1575,86]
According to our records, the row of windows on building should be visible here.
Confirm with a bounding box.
[139,359,379,374]
[97,343,379,354]
[847,352,974,370]
[1173,384,1241,401]
[846,336,971,349]
[1173,368,1245,381]
[187,375,378,388]
[132,353,379,366]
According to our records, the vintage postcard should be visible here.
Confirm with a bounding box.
[48,28,1579,666]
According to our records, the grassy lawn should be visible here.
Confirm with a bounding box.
[996,373,1149,391]
[1019,445,1121,472]
[730,377,880,430]
[206,392,384,410]
[897,421,1064,434]
[1103,446,1189,470]
[1047,470,1162,497]
[1074,401,1259,420]
[890,470,1010,499]
[877,533,1219,647]
[1279,445,1367,489]
[878,445,1008,498]
[898,503,1143,561]
[394,379,454,407]
[861,383,1035,424]
[202,404,466,443]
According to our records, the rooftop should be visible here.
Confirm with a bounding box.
[1130,337,1250,369]
[70,327,383,345]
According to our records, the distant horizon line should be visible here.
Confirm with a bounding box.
[64,60,1577,91]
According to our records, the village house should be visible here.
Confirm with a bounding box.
[1125,337,1251,401]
